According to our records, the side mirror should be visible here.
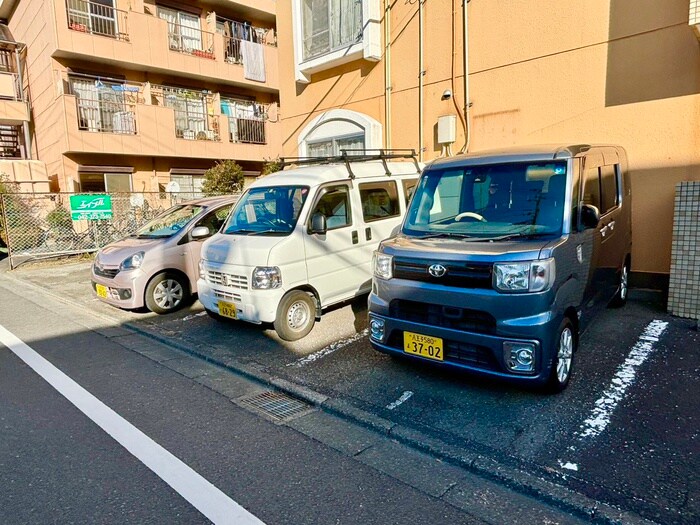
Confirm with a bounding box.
[580,204,600,229]
[191,226,211,240]
[310,213,327,235]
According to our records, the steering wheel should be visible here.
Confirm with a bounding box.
[455,211,487,222]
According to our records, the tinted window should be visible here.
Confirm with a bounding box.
[359,181,399,222]
[600,165,618,213]
[402,178,418,206]
[311,185,351,230]
[194,204,233,234]
[583,167,601,211]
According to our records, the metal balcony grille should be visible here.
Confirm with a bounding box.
[66,0,129,41]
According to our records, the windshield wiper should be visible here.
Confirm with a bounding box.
[474,231,548,242]
[415,232,475,240]
[227,228,281,236]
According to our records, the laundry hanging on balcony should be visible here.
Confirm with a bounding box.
[241,40,266,82]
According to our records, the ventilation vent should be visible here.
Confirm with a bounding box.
[237,391,313,422]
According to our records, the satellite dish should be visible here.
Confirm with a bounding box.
[165,181,180,193]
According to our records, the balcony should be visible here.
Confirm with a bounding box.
[0,71,29,122]
[54,1,279,91]
[66,0,129,41]
[59,92,281,162]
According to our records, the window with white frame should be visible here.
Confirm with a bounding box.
[292,0,380,83]
[299,109,381,157]
[302,0,362,61]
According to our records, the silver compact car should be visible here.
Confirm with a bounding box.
[91,195,237,314]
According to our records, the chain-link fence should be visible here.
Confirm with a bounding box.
[0,191,225,269]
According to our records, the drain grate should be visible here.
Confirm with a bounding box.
[237,390,313,422]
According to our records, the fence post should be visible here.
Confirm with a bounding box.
[1,194,14,270]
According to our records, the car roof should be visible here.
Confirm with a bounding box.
[248,160,421,189]
[426,144,624,169]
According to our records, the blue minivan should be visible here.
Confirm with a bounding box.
[368,144,631,392]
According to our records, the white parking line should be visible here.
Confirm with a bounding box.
[557,319,669,472]
[0,324,266,525]
[287,328,369,368]
[386,391,414,410]
[182,311,208,322]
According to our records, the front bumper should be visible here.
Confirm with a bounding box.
[91,266,147,309]
[368,280,562,384]
[197,278,282,324]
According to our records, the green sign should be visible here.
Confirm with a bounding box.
[70,194,113,220]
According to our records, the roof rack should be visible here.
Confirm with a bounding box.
[279,149,420,179]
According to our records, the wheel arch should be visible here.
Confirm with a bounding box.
[143,268,192,303]
[283,284,321,318]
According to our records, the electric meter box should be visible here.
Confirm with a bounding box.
[437,115,457,144]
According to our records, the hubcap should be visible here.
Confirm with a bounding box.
[556,327,573,384]
[287,300,310,330]
[153,279,184,310]
[620,265,628,300]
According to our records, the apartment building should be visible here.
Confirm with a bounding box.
[277,0,700,284]
[2,0,280,194]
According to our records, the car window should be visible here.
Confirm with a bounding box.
[402,178,418,206]
[600,165,619,214]
[583,167,601,211]
[311,185,351,230]
[359,181,399,222]
[194,204,233,234]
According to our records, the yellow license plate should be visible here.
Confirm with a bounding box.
[218,300,238,320]
[403,331,444,361]
[95,284,108,299]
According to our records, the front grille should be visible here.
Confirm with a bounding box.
[393,258,493,289]
[387,331,498,371]
[390,300,496,335]
[206,269,248,289]
[94,265,119,279]
[214,290,242,302]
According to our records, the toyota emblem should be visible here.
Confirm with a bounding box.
[428,264,447,278]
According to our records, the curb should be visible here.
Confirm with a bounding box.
[1,267,659,525]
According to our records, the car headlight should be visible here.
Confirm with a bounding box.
[373,252,393,280]
[119,251,144,271]
[494,258,555,293]
[252,266,282,289]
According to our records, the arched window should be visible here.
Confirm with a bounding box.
[298,109,382,156]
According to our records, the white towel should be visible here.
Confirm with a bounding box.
[241,40,266,83]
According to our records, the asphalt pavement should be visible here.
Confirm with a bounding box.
[2,258,698,524]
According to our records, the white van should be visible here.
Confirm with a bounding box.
[197,151,421,340]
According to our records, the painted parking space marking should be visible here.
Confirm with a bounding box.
[386,391,414,410]
[557,319,668,472]
[287,328,369,368]
[181,311,208,322]
[0,323,266,525]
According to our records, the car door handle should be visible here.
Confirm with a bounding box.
[608,220,615,230]
[352,231,359,244]
[600,225,608,237]
[365,227,372,241]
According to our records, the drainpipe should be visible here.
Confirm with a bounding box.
[460,0,471,153]
[418,0,424,162]
[384,0,391,149]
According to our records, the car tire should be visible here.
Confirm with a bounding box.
[145,272,189,315]
[609,260,629,308]
[545,318,576,394]
[274,290,316,341]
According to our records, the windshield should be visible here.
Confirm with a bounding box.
[222,185,309,235]
[404,161,568,239]
[134,205,204,239]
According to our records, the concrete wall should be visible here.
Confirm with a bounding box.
[278,0,700,277]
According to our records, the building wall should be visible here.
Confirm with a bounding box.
[278,0,700,277]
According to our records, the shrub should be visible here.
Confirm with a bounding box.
[260,157,283,177]
[202,160,245,195]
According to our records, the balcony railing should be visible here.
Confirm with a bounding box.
[151,85,219,141]
[75,97,137,134]
[66,0,129,41]
[0,72,22,101]
[229,118,266,144]
[166,23,215,59]
[0,125,24,158]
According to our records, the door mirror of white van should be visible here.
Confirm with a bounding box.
[580,204,601,229]
[310,213,327,235]
[191,226,211,240]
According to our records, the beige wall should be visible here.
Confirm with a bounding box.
[278,0,700,276]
